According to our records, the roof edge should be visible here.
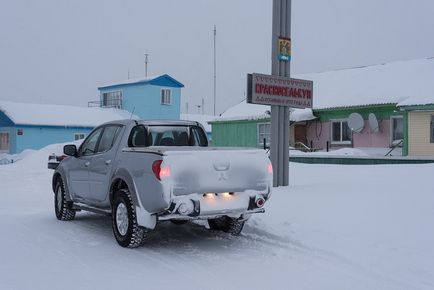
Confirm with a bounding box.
[313,103,398,111]
[98,74,184,90]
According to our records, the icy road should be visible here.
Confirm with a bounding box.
[0,144,433,290]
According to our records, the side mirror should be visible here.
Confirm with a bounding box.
[63,145,77,156]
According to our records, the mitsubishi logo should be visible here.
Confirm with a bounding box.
[213,161,230,181]
[218,172,228,181]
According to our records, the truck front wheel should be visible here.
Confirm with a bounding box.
[112,189,146,248]
[54,179,75,221]
[208,216,245,235]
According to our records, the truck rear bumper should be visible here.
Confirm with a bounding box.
[158,207,265,221]
[157,191,269,221]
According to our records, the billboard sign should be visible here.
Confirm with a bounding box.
[247,73,313,108]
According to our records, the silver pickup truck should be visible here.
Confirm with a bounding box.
[52,119,272,247]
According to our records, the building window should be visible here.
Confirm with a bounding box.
[258,123,271,147]
[431,115,434,143]
[391,116,403,145]
[161,89,171,105]
[74,133,86,141]
[331,120,351,144]
[102,91,122,108]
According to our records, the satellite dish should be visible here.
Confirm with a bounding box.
[368,113,379,133]
[347,113,364,133]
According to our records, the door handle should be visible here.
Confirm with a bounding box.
[84,161,90,167]
[105,160,112,165]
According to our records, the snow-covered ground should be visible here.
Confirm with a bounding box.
[0,144,433,290]
[290,147,407,157]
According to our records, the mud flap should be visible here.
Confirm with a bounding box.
[135,206,157,229]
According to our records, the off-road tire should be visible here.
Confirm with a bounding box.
[54,179,76,221]
[112,189,146,248]
[208,216,245,235]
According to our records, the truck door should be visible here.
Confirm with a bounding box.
[68,127,104,200]
[87,125,123,203]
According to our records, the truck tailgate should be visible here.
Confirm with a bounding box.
[160,148,272,196]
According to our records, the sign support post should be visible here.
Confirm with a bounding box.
[271,0,291,186]
[247,0,312,187]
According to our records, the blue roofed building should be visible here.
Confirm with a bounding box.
[0,74,184,154]
[95,74,184,120]
[0,101,134,154]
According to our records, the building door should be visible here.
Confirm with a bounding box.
[294,124,307,145]
[0,132,9,153]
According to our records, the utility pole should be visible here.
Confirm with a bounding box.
[213,25,217,116]
[144,54,149,77]
[270,0,291,186]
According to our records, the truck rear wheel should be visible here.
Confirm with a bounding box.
[208,216,245,236]
[54,179,75,221]
[112,189,146,248]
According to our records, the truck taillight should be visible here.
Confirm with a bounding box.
[267,163,273,175]
[152,160,170,180]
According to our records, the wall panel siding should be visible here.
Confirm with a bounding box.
[211,121,260,148]
[308,106,397,150]
[315,105,398,122]
[15,126,92,154]
[408,111,434,156]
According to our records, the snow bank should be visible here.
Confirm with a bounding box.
[291,147,370,157]
[1,140,82,169]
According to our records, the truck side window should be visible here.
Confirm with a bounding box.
[78,127,104,156]
[191,126,208,146]
[97,125,122,153]
[129,125,149,147]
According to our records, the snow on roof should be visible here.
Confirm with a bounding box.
[296,57,434,109]
[397,95,434,107]
[180,113,216,132]
[214,101,316,123]
[99,75,157,89]
[0,100,135,127]
[211,58,434,123]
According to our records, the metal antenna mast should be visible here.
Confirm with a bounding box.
[144,54,149,77]
[213,25,217,116]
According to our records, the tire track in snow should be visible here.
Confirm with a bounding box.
[241,221,416,290]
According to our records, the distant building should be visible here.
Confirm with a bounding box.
[0,74,184,154]
[397,99,434,156]
[303,57,434,156]
[96,74,184,120]
[208,102,315,148]
[209,58,434,157]
[0,101,133,154]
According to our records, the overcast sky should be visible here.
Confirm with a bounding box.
[1,0,434,115]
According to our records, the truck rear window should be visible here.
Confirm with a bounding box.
[129,125,208,147]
